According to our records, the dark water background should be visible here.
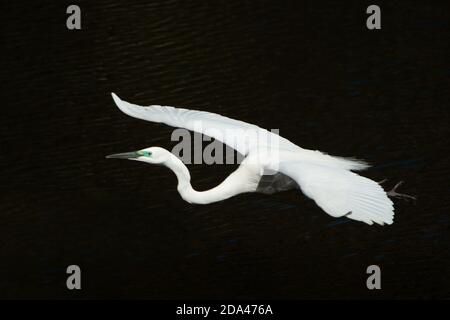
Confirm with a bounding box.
[1,0,449,298]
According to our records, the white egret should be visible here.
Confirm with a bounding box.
[107,93,413,226]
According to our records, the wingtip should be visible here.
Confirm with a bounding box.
[111,92,121,104]
[375,213,394,226]
[110,92,138,118]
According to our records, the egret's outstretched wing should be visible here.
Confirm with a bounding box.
[111,93,298,155]
[278,161,394,225]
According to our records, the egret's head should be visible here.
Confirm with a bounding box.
[106,147,170,164]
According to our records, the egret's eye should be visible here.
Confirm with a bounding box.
[138,150,152,157]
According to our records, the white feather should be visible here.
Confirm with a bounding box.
[278,162,394,225]
[110,93,395,226]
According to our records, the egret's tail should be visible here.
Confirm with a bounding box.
[302,149,371,171]
[330,155,371,171]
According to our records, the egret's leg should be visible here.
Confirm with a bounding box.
[386,181,416,201]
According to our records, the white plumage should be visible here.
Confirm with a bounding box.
[108,93,395,226]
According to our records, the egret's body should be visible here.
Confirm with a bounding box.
[108,93,406,226]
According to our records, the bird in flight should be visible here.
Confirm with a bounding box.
[107,93,413,226]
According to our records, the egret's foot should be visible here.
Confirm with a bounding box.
[386,181,416,202]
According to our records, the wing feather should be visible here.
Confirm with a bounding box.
[278,161,394,225]
[111,93,298,155]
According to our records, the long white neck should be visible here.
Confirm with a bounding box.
[163,153,255,204]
